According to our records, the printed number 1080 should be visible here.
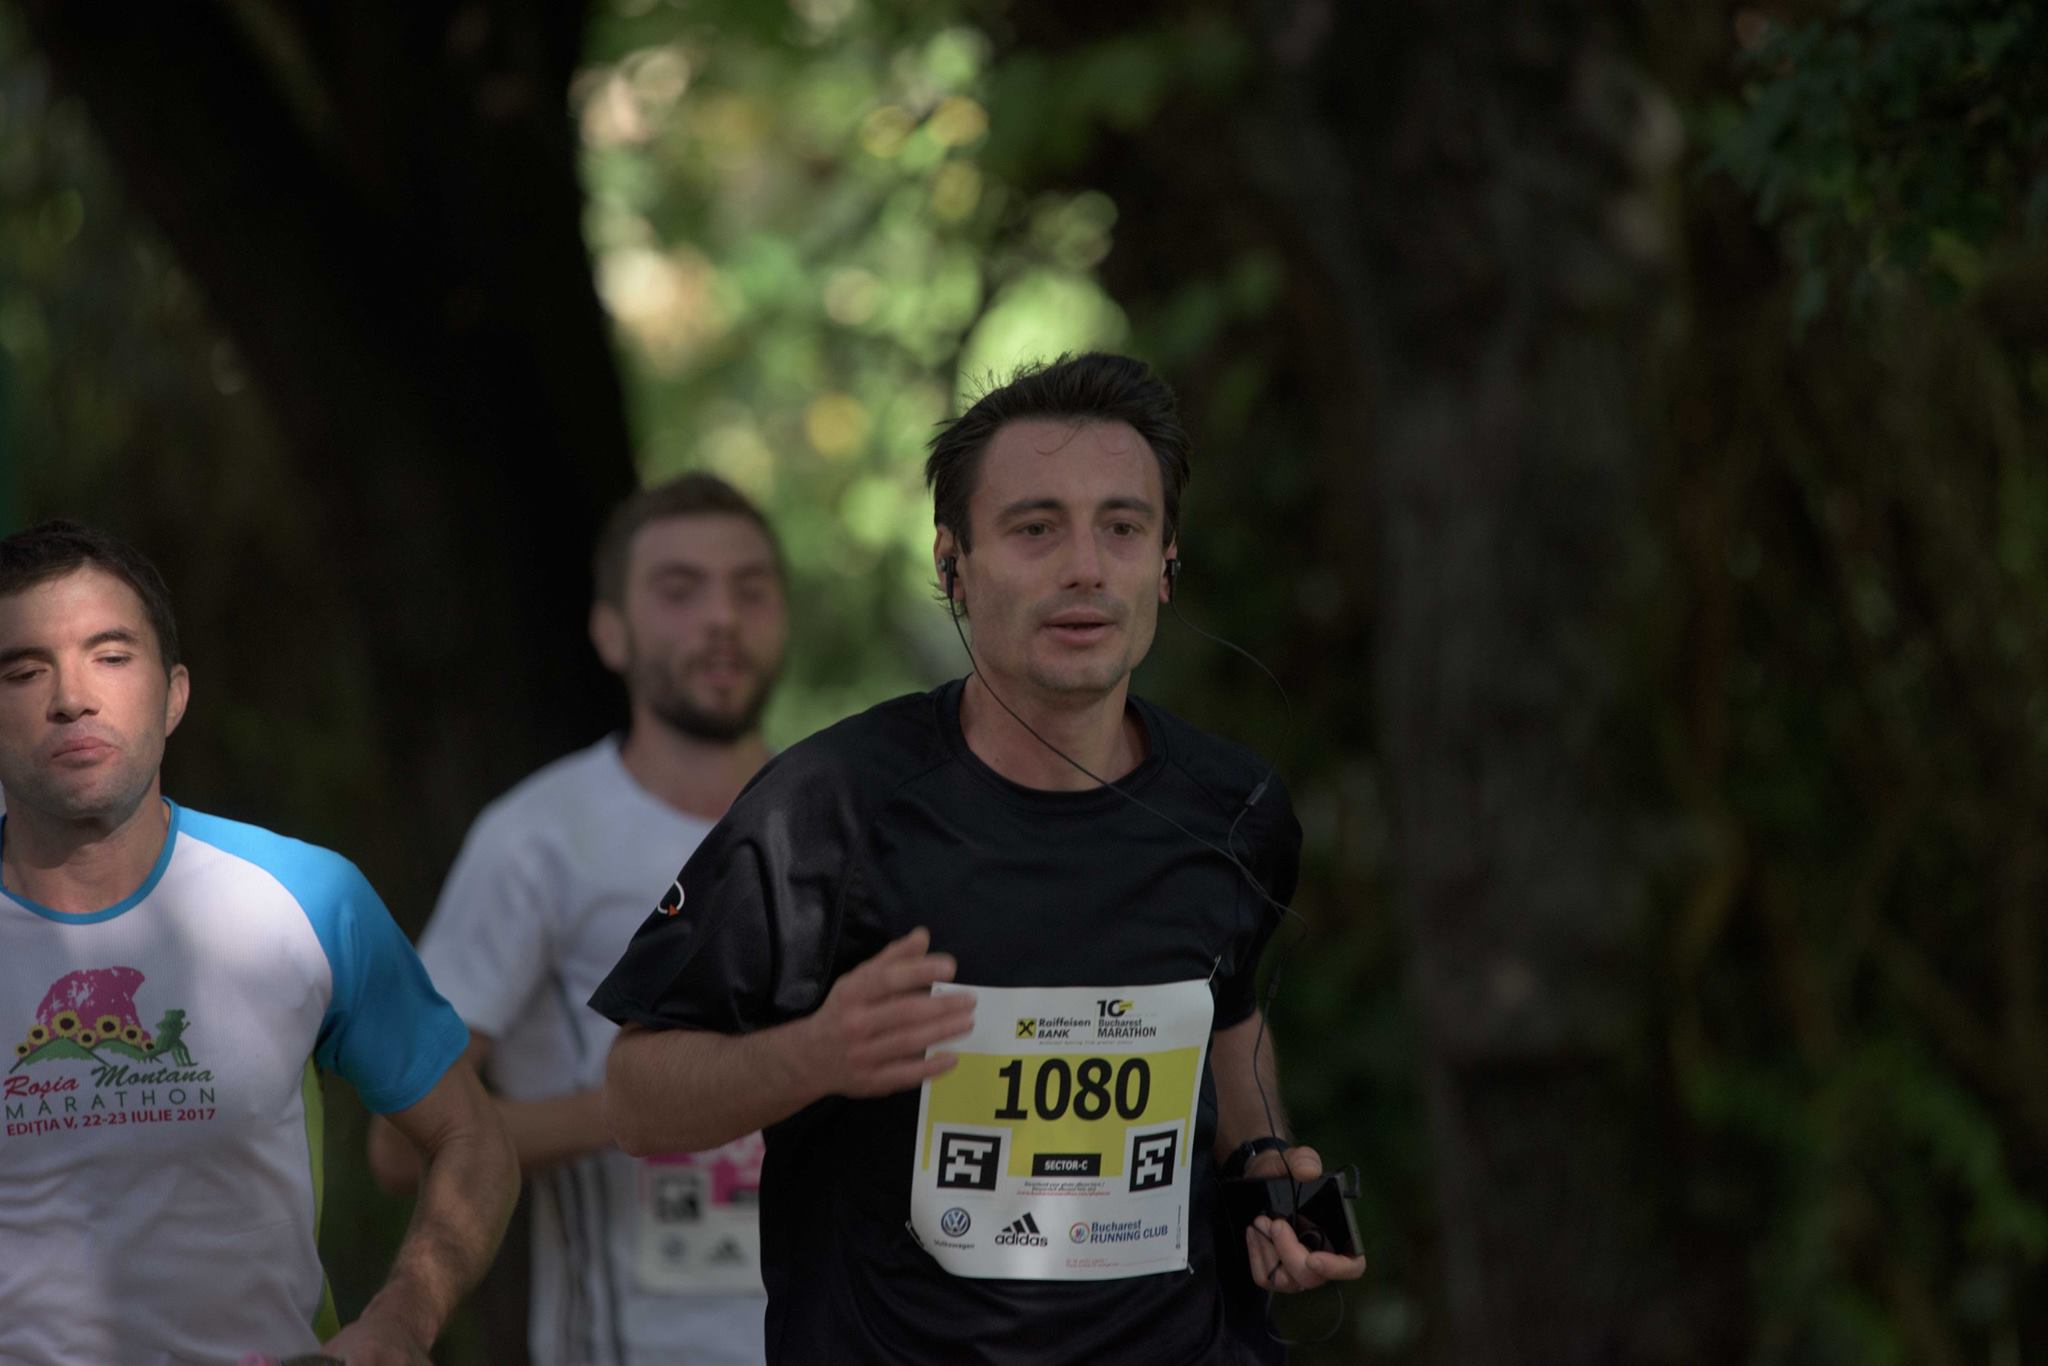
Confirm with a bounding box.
[991,1057,1151,1122]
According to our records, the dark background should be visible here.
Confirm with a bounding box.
[4,1,2045,1362]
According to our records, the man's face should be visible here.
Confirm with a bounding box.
[0,566,187,826]
[595,514,788,742]
[946,418,1173,704]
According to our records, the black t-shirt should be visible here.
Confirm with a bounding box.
[590,680,1299,1365]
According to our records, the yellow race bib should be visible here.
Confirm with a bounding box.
[908,981,1213,1280]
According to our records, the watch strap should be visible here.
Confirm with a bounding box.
[1222,1135,1292,1180]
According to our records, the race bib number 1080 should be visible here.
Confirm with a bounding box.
[908,980,1213,1281]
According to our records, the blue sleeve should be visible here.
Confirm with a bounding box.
[175,809,469,1113]
[310,863,472,1113]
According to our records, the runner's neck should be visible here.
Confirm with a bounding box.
[618,707,771,823]
[958,675,1146,791]
[1,785,171,915]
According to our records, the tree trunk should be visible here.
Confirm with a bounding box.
[1358,6,1739,1362]
[18,0,637,904]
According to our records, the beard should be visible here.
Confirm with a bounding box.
[632,647,781,744]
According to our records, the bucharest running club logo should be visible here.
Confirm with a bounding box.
[9,967,195,1071]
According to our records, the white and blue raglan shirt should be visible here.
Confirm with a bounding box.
[0,801,469,1366]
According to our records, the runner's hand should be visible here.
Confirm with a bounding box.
[797,927,975,1099]
[1244,1145,1368,1293]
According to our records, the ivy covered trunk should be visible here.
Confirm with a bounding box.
[1357,6,1742,1361]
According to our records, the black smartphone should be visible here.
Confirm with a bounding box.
[1222,1169,1363,1261]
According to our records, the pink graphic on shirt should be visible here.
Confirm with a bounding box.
[647,1132,765,1204]
[36,966,145,1032]
[9,965,190,1072]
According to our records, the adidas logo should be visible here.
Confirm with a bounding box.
[994,1212,1050,1248]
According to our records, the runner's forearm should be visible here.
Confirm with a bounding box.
[497,1089,614,1172]
[371,1089,611,1194]
[1210,1010,1292,1162]
[606,1021,820,1154]
[359,1084,518,1349]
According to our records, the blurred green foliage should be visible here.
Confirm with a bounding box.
[1705,0,2048,317]
[579,0,1139,744]
[1662,267,2048,1361]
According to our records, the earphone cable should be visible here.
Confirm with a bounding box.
[941,570,1348,1342]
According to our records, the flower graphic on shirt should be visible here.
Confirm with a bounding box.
[9,967,193,1073]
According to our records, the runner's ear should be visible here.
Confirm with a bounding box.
[163,664,190,738]
[590,600,629,674]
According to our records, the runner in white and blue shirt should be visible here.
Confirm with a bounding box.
[0,802,471,1363]
[0,519,516,1366]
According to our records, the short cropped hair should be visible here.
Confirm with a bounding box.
[0,519,181,672]
[925,352,1191,553]
[592,473,784,606]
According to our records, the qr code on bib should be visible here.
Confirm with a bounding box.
[937,1131,1002,1191]
[1129,1129,1178,1192]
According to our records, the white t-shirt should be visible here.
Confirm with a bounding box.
[419,738,765,1366]
[0,802,468,1365]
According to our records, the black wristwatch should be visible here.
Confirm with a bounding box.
[1221,1135,1292,1180]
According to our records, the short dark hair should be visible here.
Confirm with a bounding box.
[0,519,181,671]
[592,473,784,606]
[925,352,1191,553]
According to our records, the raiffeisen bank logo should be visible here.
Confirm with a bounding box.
[1014,1014,1093,1042]
[995,1212,1048,1247]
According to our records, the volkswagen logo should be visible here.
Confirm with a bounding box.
[940,1207,971,1237]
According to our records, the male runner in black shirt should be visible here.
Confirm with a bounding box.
[593,353,1364,1363]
